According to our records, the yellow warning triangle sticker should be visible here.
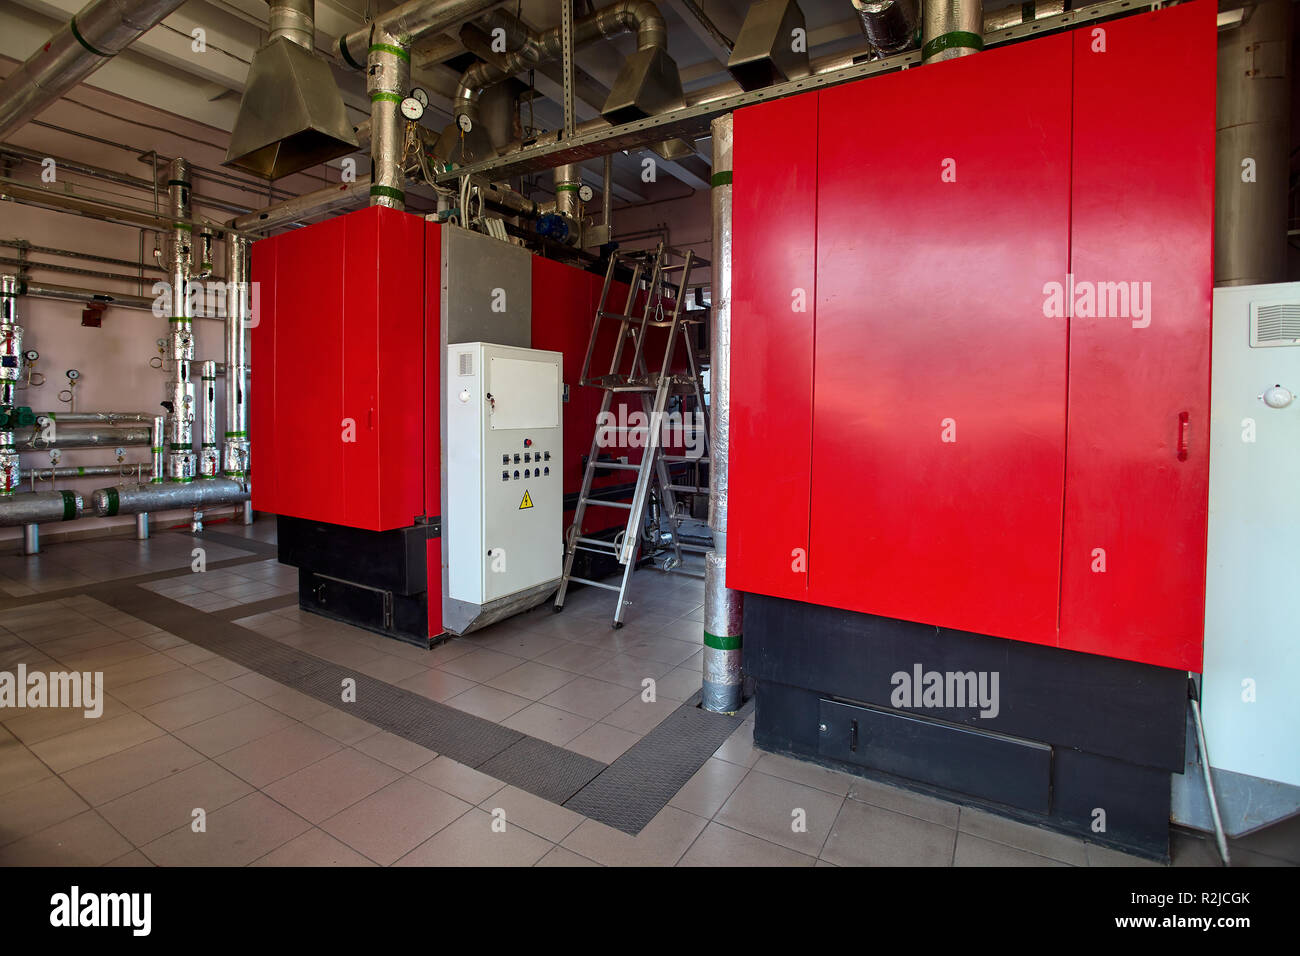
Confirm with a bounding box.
[519,490,534,510]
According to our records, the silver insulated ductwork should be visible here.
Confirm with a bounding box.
[0,0,187,139]
[852,0,919,56]
[225,0,358,179]
[452,1,681,129]
[923,0,984,62]
[92,478,248,517]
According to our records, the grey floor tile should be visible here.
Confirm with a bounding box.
[351,730,438,772]
[478,784,586,842]
[486,661,577,701]
[954,831,1070,867]
[821,797,957,866]
[845,775,961,828]
[539,676,636,721]
[958,807,1089,866]
[214,723,342,788]
[250,828,378,867]
[173,701,296,757]
[28,712,165,773]
[669,757,749,819]
[0,776,89,846]
[263,748,402,823]
[0,810,132,866]
[564,722,642,764]
[714,770,844,857]
[98,760,253,845]
[412,756,506,804]
[561,805,709,867]
[679,821,817,867]
[320,777,473,866]
[395,808,552,866]
[141,792,311,866]
[61,733,206,806]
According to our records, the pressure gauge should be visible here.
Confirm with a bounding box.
[66,368,80,381]
[410,87,429,108]
[457,113,473,133]
[23,349,37,362]
[578,183,594,203]
[400,96,425,121]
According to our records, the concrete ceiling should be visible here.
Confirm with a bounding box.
[0,2,1019,208]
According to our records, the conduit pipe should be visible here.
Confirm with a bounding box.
[703,113,742,714]
[21,463,149,481]
[334,0,505,72]
[20,425,152,448]
[0,0,187,138]
[35,411,155,425]
[1,275,22,498]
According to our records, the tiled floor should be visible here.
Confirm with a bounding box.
[1,524,1297,867]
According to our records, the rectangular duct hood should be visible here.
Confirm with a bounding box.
[225,36,359,180]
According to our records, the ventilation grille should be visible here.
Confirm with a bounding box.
[1250,301,1300,348]
[457,351,474,376]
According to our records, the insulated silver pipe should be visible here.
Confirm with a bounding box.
[230,180,369,233]
[922,0,984,62]
[150,414,165,482]
[34,411,154,425]
[92,476,249,516]
[268,0,315,50]
[336,0,504,70]
[0,0,187,138]
[0,490,84,527]
[703,113,742,714]
[136,512,150,540]
[1216,0,1292,286]
[602,153,614,235]
[23,523,39,555]
[224,238,250,481]
[452,1,668,125]
[21,463,150,481]
[983,0,1065,31]
[164,158,197,480]
[199,359,219,478]
[554,163,581,221]
[368,29,411,210]
[1,274,21,498]
[20,424,152,448]
[18,281,155,311]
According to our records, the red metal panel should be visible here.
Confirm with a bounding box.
[1059,0,1215,671]
[261,214,347,524]
[726,92,818,600]
[806,36,1073,645]
[342,207,425,530]
[249,237,277,515]
[424,221,442,520]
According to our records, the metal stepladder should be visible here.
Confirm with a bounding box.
[554,242,711,628]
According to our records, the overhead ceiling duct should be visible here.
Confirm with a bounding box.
[225,0,359,180]
[453,1,683,129]
[0,0,187,139]
[727,0,810,91]
[851,0,919,56]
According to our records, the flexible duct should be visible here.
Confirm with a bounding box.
[0,0,187,138]
[852,0,919,56]
[452,1,668,125]
[0,491,84,527]
[92,477,249,516]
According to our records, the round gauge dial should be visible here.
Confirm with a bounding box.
[399,96,425,121]
[457,113,473,133]
[410,87,429,108]
[66,369,81,381]
[23,349,38,362]
[578,183,594,203]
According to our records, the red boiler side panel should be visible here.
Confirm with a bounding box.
[250,205,427,533]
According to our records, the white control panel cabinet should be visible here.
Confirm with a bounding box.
[445,343,563,615]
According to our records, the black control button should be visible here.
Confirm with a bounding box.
[543,466,550,476]
[502,471,509,481]
[513,453,520,463]
[513,470,519,480]
[524,452,531,463]
[502,454,509,465]
[544,451,551,461]
[524,468,531,478]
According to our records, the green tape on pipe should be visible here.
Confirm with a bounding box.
[61,490,77,521]
[68,16,110,57]
[922,31,984,60]
[370,91,403,103]
[368,43,410,62]
[369,185,405,202]
[103,487,119,517]
[703,631,742,651]
[710,171,732,188]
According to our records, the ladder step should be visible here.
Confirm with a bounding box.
[661,455,710,463]
[666,484,707,494]
[582,500,633,510]
[567,576,621,591]
[591,461,638,470]
[575,536,619,551]
[598,310,638,322]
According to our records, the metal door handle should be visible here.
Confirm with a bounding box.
[1177,412,1190,461]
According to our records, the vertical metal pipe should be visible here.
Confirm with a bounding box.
[703,113,742,714]
[268,0,315,49]
[23,523,39,555]
[224,236,251,483]
[136,512,150,540]
[164,158,197,482]
[1216,0,1293,287]
[1,274,21,497]
[150,414,165,482]
[922,0,983,63]
[554,163,581,220]
[368,30,410,210]
[199,359,218,477]
[602,153,614,234]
